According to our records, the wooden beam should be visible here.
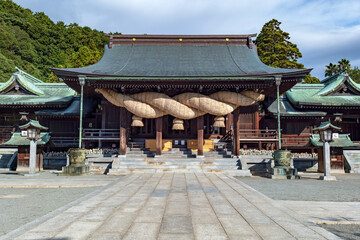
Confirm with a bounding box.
[156,117,163,156]
[197,115,204,156]
[119,107,127,155]
[234,108,240,156]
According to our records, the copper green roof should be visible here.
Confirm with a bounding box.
[310,134,357,148]
[2,132,50,146]
[267,96,326,117]
[313,121,341,131]
[51,35,311,79]
[286,72,360,108]
[19,120,48,131]
[0,68,77,107]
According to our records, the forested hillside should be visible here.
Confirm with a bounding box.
[0,0,110,82]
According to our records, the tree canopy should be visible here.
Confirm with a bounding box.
[0,0,109,82]
[254,19,304,69]
[254,19,319,84]
[324,59,360,83]
[325,59,351,77]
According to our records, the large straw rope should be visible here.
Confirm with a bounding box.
[95,89,264,119]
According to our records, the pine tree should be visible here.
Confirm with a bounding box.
[254,19,304,69]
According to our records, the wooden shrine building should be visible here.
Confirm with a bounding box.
[51,34,311,156]
[0,67,99,149]
[265,71,360,149]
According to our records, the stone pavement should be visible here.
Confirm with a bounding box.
[0,171,119,188]
[280,200,360,225]
[2,172,340,240]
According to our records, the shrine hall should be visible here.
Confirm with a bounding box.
[50,34,311,157]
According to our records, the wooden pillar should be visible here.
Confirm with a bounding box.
[233,108,240,156]
[197,115,204,156]
[119,107,127,156]
[99,103,107,149]
[226,113,232,132]
[254,111,259,132]
[156,117,163,156]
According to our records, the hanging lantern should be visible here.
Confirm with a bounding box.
[131,115,144,127]
[213,116,225,128]
[172,118,184,130]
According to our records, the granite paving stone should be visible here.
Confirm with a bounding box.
[2,172,342,240]
[158,233,195,240]
[193,223,228,240]
[160,216,193,234]
[123,222,160,240]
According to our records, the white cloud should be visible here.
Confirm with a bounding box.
[11,0,360,79]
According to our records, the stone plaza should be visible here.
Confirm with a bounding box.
[2,171,359,240]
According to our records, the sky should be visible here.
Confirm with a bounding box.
[12,0,360,79]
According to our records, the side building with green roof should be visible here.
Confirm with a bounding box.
[0,67,96,148]
[264,71,360,148]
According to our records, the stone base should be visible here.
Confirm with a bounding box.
[59,165,90,176]
[23,173,40,177]
[319,175,337,181]
[271,167,300,180]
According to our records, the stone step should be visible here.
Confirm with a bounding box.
[117,163,237,168]
[108,168,246,174]
[146,159,237,164]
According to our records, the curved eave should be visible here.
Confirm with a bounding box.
[51,68,311,80]
[290,101,360,108]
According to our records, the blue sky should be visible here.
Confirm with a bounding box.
[12,0,360,79]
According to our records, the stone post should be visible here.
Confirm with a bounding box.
[29,139,37,175]
[320,141,336,180]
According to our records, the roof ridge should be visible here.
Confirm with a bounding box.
[15,66,43,84]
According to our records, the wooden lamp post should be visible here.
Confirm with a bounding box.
[314,121,340,181]
[19,120,48,175]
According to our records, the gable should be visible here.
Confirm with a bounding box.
[1,78,38,95]
[0,73,45,96]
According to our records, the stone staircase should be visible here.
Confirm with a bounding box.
[344,150,360,173]
[103,140,250,176]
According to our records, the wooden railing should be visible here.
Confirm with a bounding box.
[282,134,310,147]
[51,137,79,147]
[79,128,310,148]
[83,129,120,140]
[239,129,278,140]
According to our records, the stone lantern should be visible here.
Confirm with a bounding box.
[19,120,48,175]
[314,121,341,181]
